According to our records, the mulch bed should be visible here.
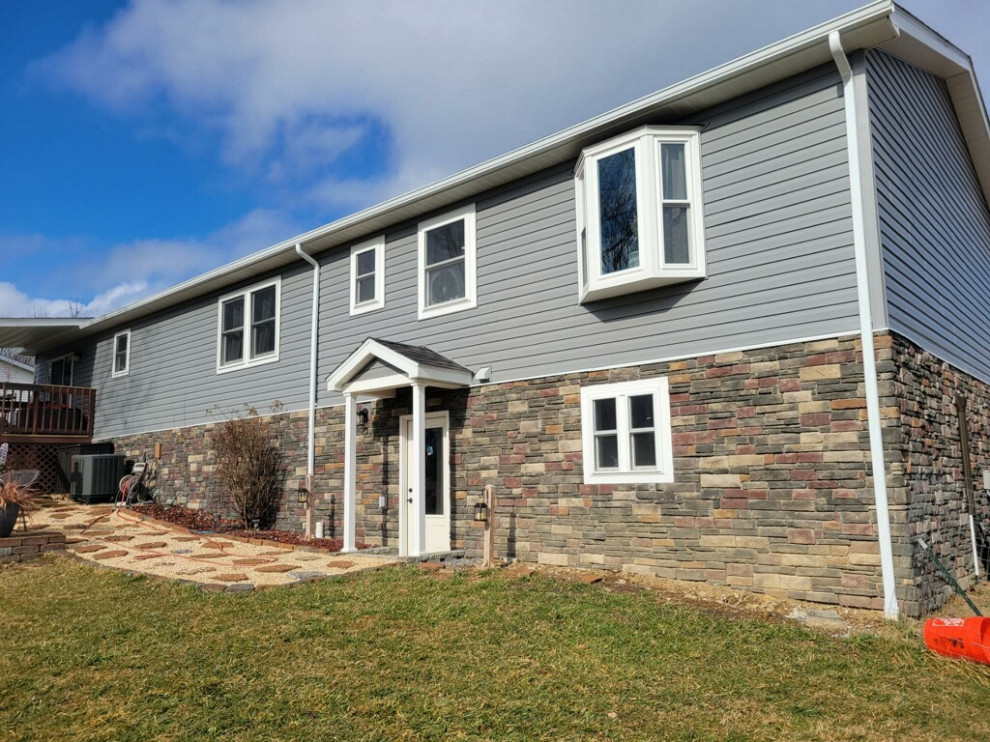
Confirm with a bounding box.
[131,504,364,552]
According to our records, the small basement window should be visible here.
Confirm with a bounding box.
[580,377,673,484]
[417,204,477,319]
[575,126,705,302]
[111,330,130,377]
[350,236,385,315]
[217,279,280,372]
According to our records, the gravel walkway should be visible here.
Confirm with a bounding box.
[30,502,399,592]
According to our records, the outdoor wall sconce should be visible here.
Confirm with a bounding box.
[357,408,370,430]
[297,485,309,505]
[474,501,489,522]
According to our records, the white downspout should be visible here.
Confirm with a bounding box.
[829,31,899,618]
[295,242,320,538]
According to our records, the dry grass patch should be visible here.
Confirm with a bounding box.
[1,557,989,741]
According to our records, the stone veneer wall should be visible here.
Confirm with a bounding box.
[885,332,990,615]
[454,335,885,610]
[108,406,396,540]
[107,335,894,610]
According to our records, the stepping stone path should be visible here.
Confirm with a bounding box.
[31,501,399,588]
[213,573,250,582]
[93,550,130,560]
[289,571,325,581]
[255,564,300,573]
[74,544,106,554]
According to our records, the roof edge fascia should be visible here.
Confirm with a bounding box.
[0,355,34,372]
[79,2,901,337]
[884,5,990,207]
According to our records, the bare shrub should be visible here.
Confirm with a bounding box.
[210,404,286,529]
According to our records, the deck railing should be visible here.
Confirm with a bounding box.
[0,382,95,441]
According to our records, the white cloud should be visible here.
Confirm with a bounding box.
[19,0,988,321]
[37,0,876,209]
[0,281,147,319]
[0,208,301,318]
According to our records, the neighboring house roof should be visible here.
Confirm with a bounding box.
[0,355,35,375]
[1,1,987,355]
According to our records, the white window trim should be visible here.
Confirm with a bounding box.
[349,235,386,316]
[580,377,674,484]
[575,126,706,303]
[111,330,131,378]
[417,204,478,320]
[216,278,281,374]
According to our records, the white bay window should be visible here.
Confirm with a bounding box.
[575,126,705,303]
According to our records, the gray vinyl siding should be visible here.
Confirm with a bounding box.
[57,64,861,438]
[315,64,859,406]
[866,50,990,381]
[65,266,316,439]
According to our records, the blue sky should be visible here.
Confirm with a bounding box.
[1,0,987,319]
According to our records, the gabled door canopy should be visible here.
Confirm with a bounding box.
[327,337,474,397]
[327,338,472,557]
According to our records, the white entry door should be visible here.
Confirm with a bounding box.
[400,412,450,554]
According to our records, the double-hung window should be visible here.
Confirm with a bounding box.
[111,330,130,377]
[580,378,673,484]
[350,236,385,315]
[217,279,280,372]
[417,204,477,319]
[575,126,705,302]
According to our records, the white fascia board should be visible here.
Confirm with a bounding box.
[882,4,990,210]
[0,356,34,373]
[326,338,421,391]
[409,366,474,388]
[0,319,88,355]
[327,337,473,393]
[56,3,903,342]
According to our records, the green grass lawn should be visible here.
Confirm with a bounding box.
[1,558,988,741]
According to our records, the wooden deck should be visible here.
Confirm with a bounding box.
[0,382,95,444]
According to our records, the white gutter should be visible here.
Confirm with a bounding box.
[295,242,320,537]
[829,31,899,619]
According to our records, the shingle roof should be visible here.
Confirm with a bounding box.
[370,338,471,373]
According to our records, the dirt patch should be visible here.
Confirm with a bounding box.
[510,565,905,635]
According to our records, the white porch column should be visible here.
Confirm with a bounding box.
[410,382,427,556]
[343,392,357,553]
